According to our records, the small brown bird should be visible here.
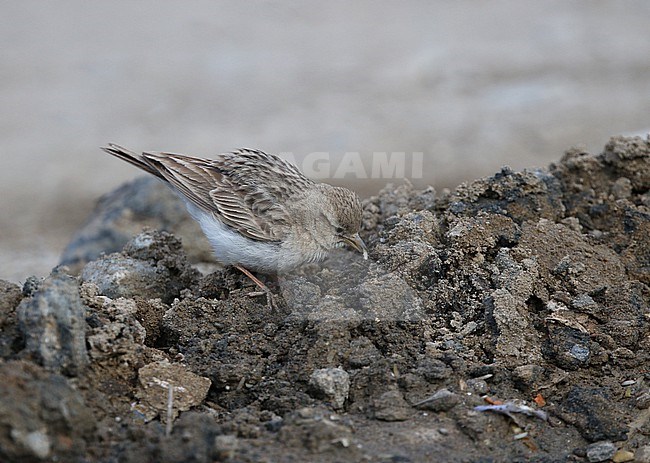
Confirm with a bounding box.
[101,144,368,295]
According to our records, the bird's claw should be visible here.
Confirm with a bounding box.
[247,289,277,311]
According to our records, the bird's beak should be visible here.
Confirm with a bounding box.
[343,233,369,260]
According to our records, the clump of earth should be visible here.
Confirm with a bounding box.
[1,136,650,462]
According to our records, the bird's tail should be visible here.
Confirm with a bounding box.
[100,143,164,179]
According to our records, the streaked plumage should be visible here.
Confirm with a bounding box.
[101,144,367,277]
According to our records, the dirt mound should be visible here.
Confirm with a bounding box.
[1,136,650,462]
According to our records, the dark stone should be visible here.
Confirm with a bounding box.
[585,441,616,462]
[543,324,590,370]
[17,269,89,376]
[559,387,627,442]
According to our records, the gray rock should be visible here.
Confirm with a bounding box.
[571,294,598,312]
[82,256,167,300]
[309,367,350,410]
[81,230,199,304]
[545,323,590,370]
[586,441,616,462]
[17,269,89,375]
[60,176,213,273]
[559,387,627,442]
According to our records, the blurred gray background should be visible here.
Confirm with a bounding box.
[2,1,650,282]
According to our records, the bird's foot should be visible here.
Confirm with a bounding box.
[235,265,277,311]
[247,289,277,311]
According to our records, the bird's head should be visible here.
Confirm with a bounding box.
[315,184,368,259]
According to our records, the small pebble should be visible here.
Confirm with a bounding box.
[512,364,544,388]
[620,379,635,387]
[586,441,616,463]
[612,449,634,463]
[571,294,597,311]
[309,368,350,410]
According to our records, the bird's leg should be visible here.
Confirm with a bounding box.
[234,265,269,293]
[234,265,276,310]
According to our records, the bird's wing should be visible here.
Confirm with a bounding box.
[140,148,314,242]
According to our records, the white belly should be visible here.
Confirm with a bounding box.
[184,201,307,273]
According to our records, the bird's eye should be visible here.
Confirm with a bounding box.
[335,226,344,234]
